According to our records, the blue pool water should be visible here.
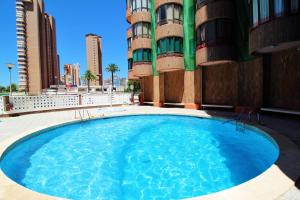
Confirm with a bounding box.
[0,115,279,199]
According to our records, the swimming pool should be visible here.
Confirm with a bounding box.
[0,115,279,199]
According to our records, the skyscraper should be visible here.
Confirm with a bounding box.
[85,34,103,86]
[16,0,60,95]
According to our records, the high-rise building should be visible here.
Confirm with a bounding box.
[64,64,80,86]
[16,0,60,95]
[126,0,300,111]
[86,34,103,86]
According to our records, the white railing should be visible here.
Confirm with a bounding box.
[3,93,132,114]
[9,95,80,112]
[81,93,131,106]
[0,97,5,114]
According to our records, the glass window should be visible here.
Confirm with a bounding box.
[169,37,175,52]
[161,39,167,54]
[127,0,131,9]
[200,26,206,44]
[196,19,233,46]
[259,0,269,22]
[133,51,137,61]
[174,5,180,20]
[156,3,182,25]
[174,38,181,53]
[252,0,259,25]
[274,0,284,16]
[127,37,132,49]
[136,0,142,10]
[128,59,133,70]
[166,5,173,21]
[206,21,215,43]
[291,0,299,13]
[157,42,161,55]
[133,22,151,38]
[131,0,150,12]
[142,0,147,11]
[160,6,166,22]
[137,50,143,61]
[133,49,152,62]
[196,0,207,10]
[132,0,136,11]
[157,37,183,55]
[137,23,142,35]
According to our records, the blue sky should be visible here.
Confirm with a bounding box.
[0,0,129,86]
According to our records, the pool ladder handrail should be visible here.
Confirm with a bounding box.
[222,113,246,133]
[74,109,91,120]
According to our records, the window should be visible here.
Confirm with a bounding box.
[196,0,207,10]
[131,0,150,13]
[132,22,151,39]
[133,49,152,62]
[127,37,132,50]
[126,0,131,9]
[252,0,259,25]
[156,4,183,25]
[291,0,299,13]
[157,37,183,56]
[196,18,233,47]
[274,0,284,16]
[128,59,133,70]
[259,0,269,22]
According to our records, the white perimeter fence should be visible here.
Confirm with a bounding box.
[0,93,132,114]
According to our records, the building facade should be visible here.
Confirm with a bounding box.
[126,0,300,111]
[16,0,60,95]
[64,63,80,87]
[86,34,103,86]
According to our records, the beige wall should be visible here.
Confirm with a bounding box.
[202,63,238,105]
[21,0,59,95]
[25,0,43,95]
[164,70,184,103]
[86,35,103,86]
[263,48,300,110]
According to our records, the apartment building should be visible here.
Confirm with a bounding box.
[86,34,103,86]
[16,0,60,95]
[126,0,300,111]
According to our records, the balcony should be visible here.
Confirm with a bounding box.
[196,45,235,66]
[250,15,300,53]
[132,37,151,51]
[157,54,184,72]
[128,69,139,80]
[156,23,183,41]
[131,10,151,25]
[154,0,183,11]
[195,0,234,28]
[132,62,153,77]
[126,7,132,23]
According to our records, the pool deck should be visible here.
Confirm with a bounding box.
[0,106,299,200]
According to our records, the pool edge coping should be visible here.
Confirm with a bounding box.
[0,108,299,200]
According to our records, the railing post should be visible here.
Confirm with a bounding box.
[79,94,82,106]
[3,96,10,112]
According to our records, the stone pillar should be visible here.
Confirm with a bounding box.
[183,69,202,109]
[139,78,145,105]
[3,96,10,112]
[153,74,164,107]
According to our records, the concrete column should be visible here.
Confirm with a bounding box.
[139,78,145,105]
[153,74,164,107]
[183,69,202,109]
[3,96,10,112]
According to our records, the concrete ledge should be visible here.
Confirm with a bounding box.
[261,108,300,116]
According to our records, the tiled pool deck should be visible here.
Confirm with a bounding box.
[0,106,299,200]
